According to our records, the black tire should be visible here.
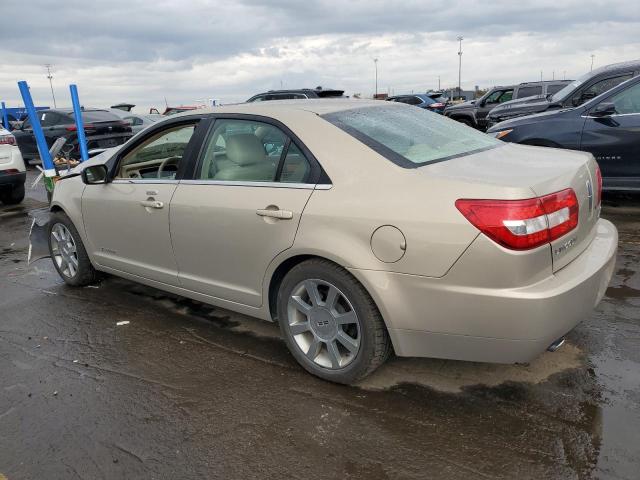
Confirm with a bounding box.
[277,259,391,384]
[1,183,25,205]
[47,211,96,286]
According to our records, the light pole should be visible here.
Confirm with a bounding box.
[45,64,57,108]
[438,75,441,91]
[590,54,595,72]
[373,58,378,97]
[457,36,463,100]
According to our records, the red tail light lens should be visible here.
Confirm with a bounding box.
[456,188,579,251]
[430,102,446,108]
[65,124,96,132]
[595,165,603,207]
[0,134,16,145]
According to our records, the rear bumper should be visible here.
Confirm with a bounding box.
[350,219,618,363]
[0,171,26,187]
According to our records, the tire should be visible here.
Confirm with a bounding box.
[1,183,25,205]
[47,211,96,286]
[277,259,391,384]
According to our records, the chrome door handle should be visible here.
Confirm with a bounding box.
[256,208,293,220]
[140,200,164,209]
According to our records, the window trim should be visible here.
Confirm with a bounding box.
[187,113,329,186]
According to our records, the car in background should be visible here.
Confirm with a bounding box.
[246,87,345,102]
[444,80,571,130]
[0,127,26,205]
[487,60,640,126]
[387,94,447,114]
[488,75,640,191]
[123,114,162,134]
[47,100,616,384]
[13,109,132,163]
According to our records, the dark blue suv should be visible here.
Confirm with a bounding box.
[488,75,640,191]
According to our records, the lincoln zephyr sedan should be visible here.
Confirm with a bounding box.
[46,100,617,384]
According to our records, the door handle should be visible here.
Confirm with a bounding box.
[256,208,293,220]
[140,200,164,209]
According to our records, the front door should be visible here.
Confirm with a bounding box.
[581,80,640,185]
[477,88,513,129]
[82,121,200,285]
[170,117,317,307]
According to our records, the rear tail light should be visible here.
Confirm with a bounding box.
[430,102,446,108]
[456,188,579,251]
[0,134,16,145]
[595,165,603,207]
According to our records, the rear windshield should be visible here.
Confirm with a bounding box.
[323,104,499,167]
[81,110,120,122]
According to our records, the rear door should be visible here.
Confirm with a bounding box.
[170,116,320,307]
[581,80,640,185]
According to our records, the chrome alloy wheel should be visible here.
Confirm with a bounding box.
[287,279,361,369]
[50,223,79,278]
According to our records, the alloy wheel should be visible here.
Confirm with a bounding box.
[50,223,79,278]
[287,279,361,369]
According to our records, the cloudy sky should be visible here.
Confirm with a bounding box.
[1,0,639,112]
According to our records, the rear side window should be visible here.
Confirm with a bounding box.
[516,86,542,98]
[324,105,500,167]
[546,84,566,95]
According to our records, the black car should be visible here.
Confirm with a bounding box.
[386,94,447,114]
[487,59,640,126]
[246,87,345,102]
[487,75,640,191]
[444,80,570,130]
[13,109,132,162]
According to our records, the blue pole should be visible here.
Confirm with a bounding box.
[17,81,55,175]
[69,84,88,162]
[1,102,9,130]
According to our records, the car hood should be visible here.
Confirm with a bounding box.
[445,100,475,111]
[486,108,573,131]
[488,96,554,119]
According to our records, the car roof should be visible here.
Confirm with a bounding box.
[590,58,640,76]
[175,99,384,118]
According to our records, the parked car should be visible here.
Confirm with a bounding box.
[46,100,616,384]
[488,75,640,191]
[123,114,162,134]
[0,127,26,204]
[246,87,345,102]
[13,109,132,163]
[487,60,640,127]
[386,94,446,114]
[444,80,572,130]
[425,91,450,103]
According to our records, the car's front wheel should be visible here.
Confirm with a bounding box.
[277,259,391,384]
[48,211,96,286]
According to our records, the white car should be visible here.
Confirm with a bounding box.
[0,127,26,205]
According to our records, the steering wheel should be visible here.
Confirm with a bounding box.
[157,156,181,178]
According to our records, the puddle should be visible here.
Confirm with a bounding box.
[606,284,640,301]
[359,342,583,393]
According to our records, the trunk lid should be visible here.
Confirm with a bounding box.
[425,143,600,272]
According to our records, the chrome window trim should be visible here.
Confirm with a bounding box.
[111,179,180,184]
[582,112,640,119]
[179,179,332,190]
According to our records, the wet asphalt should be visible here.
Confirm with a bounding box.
[1,170,639,479]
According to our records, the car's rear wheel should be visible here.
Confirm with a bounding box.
[277,259,391,384]
[48,212,96,286]
[0,184,25,205]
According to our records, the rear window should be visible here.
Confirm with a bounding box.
[323,105,500,167]
[81,110,120,122]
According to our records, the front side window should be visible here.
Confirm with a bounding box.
[324,105,500,167]
[198,119,311,183]
[546,84,566,95]
[484,89,512,104]
[116,123,196,179]
[609,81,640,114]
[517,86,542,98]
[571,74,633,106]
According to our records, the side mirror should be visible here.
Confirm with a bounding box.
[590,102,617,118]
[81,164,109,184]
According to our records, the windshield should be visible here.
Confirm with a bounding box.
[323,105,500,167]
[550,72,591,103]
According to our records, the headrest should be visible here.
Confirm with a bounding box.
[226,134,266,166]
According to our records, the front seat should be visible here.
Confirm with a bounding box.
[214,134,276,181]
